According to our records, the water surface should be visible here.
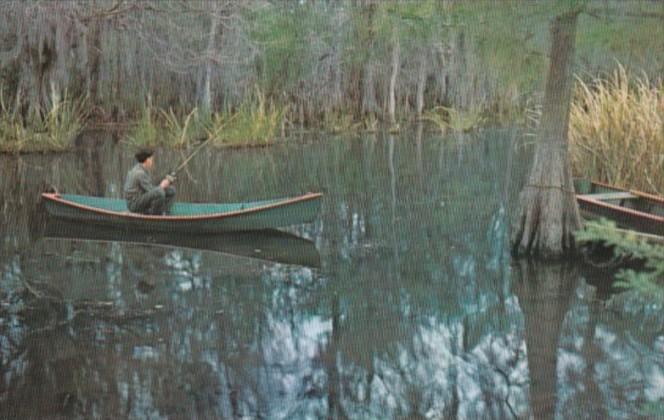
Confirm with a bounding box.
[1,129,662,419]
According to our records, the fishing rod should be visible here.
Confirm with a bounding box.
[170,136,213,177]
[166,113,239,180]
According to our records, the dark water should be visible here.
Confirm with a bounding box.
[1,128,662,419]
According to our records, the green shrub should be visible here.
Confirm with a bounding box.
[575,219,664,302]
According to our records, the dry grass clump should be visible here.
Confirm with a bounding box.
[570,64,664,193]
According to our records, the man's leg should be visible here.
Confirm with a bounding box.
[149,186,176,215]
[162,186,176,214]
[129,188,166,214]
[150,186,176,215]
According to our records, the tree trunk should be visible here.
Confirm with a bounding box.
[511,11,582,258]
[200,9,219,113]
[87,18,102,105]
[15,13,58,120]
[415,50,427,116]
[361,3,379,117]
[388,29,400,125]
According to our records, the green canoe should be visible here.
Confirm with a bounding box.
[41,192,323,233]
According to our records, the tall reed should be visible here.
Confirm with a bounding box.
[0,87,88,153]
[123,92,288,150]
[208,87,288,146]
[161,107,200,149]
[37,89,89,150]
[570,64,664,193]
[0,85,25,152]
[126,98,159,147]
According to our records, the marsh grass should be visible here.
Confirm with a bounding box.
[208,87,288,146]
[570,64,664,193]
[123,92,288,150]
[363,114,379,133]
[126,99,159,147]
[322,111,362,133]
[0,87,88,153]
[38,90,89,150]
[161,108,201,149]
[421,106,485,135]
[0,87,26,152]
[320,112,390,134]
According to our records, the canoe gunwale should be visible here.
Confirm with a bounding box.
[585,179,664,205]
[575,180,664,240]
[41,192,323,222]
[576,195,664,223]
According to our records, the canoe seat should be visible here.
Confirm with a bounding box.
[578,191,636,201]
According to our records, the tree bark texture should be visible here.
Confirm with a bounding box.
[511,11,582,258]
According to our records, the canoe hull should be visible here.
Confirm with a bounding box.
[42,192,322,234]
[574,180,664,237]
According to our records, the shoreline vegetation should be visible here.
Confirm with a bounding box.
[570,65,664,195]
[2,67,662,144]
[0,1,662,155]
[2,65,662,191]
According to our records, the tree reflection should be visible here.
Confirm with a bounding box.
[512,260,577,419]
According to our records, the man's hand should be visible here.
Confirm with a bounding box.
[160,178,171,189]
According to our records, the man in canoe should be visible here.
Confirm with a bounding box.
[123,149,176,215]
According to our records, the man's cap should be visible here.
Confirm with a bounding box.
[135,149,154,163]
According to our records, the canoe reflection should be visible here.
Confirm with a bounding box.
[43,218,321,268]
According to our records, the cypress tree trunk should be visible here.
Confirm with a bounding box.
[361,3,379,117]
[87,18,102,105]
[415,50,427,116]
[511,11,582,258]
[200,8,219,113]
[387,29,400,126]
